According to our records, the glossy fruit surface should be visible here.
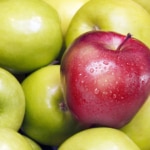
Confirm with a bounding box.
[23,136,42,150]
[58,127,140,150]
[133,0,150,13]
[0,128,32,150]
[65,0,150,48]
[21,65,84,146]
[61,31,150,128]
[121,95,150,150]
[0,67,25,130]
[0,0,62,73]
[43,0,89,36]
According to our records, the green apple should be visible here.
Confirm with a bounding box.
[42,0,89,36]
[65,0,150,48]
[0,128,32,150]
[21,65,85,146]
[133,0,150,13]
[58,127,140,150]
[121,96,150,150]
[23,136,42,150]
[42,0,89,59]
[0,0,62,73]
[0,67,25,131]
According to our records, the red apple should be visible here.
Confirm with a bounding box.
[60,31,150,128]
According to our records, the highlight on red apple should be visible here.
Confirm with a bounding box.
[61,31,150,128]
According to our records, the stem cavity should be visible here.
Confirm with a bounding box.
[117,33,132,51]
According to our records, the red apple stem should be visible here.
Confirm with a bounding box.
[117,33,132,51]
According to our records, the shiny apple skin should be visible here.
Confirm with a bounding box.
[60,31,150,128]
[21,65,85,146]
[0,0,62,73]
[65,0,150,48]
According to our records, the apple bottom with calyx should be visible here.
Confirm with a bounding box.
[58,127,140,150]
[21,65,85,146]
[61,31,150,128]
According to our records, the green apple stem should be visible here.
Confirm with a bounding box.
[93,25,100,31]
[117,33,132,51]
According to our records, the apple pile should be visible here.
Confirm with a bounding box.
[1,0,150,150]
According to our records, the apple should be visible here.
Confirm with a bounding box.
[21,65,85,146]
[65,0,150,48]
[0,0,62,73]
[133,0,150,13]
[0,67,25,131]
[121,95,150,150]
[58,127,140,150]
[42,0,89,60]
[60,31,150,128]
[42,0,89,36]
[0,128,32,150]
[23,135,42,150]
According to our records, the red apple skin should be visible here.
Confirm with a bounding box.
[60,31,150,128]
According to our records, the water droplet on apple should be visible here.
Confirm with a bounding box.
[111,72,114,76]
[80,80,84,84]
[102,91,108,95]
[112,93,117,99]
[121,96,124,100]
[103,66,107,70]
[104,79,108,83]
[94,88,99,94]
[90,68,94,73]
[79,73,82,76]
[115,81,119,85]
[103,60,109,65]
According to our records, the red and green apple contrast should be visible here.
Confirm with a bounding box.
[60,31,150,128]
[65,0,150,48]
[121,95,150,150]
[21,65,84,146]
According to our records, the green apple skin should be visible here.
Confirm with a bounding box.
[121,96,150,150]
[0,0,62,73]
[21,65,85,146]
[42,0,89,60]
[58,127,140,150]
[42,0,89,36]
[0,67,25,131]
[133,0,150,13]
[23,136,42,150]
[0,128,32,150]
[65,0,150,48]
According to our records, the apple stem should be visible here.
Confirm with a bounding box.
[93,25,100,31]
[117,33,132,51]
